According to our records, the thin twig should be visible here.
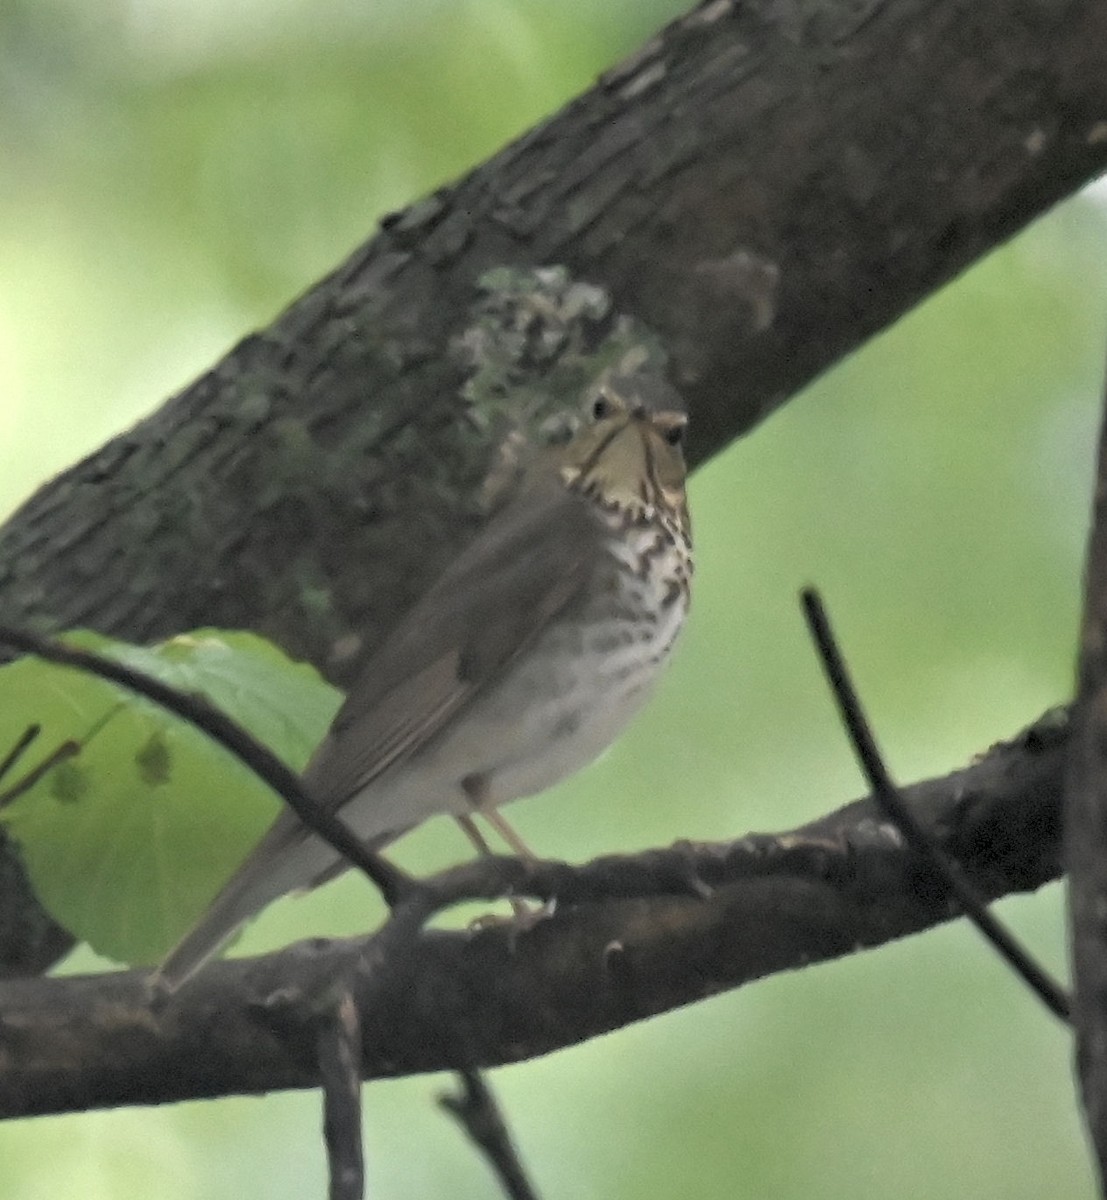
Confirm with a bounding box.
[0,724,41,783]
[0,625,410,905]
[440,1070,540,1200]
[800,587,1071,1023]
[318,991,365,1200]
[0,738,80,810]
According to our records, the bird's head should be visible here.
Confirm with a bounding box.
[558,370,690,539]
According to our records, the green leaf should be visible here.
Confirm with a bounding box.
[0,630,341,965]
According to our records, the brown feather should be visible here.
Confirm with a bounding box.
[301,471,603,809]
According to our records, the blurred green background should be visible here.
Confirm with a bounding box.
[1,0,1103,1197]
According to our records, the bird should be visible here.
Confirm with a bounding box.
[154,368,692,990]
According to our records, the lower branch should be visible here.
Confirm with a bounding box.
[0,709,1067,1119]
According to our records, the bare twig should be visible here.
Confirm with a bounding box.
[440,1070,539,1200]
[0,725,40,783]
[0,625,409,905]
[318,991,365,1200]
[800,587,1070,1023]
[0,738,80,810]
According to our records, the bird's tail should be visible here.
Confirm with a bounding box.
[151,805,410,994]
[151,814,349,994]
[152,873,268,994]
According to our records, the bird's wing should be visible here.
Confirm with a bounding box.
[301,472,602,809]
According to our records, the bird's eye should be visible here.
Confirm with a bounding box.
[664,423,685,447]
[592,395,611,421]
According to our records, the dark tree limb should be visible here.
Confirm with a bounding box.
[440,1071,540,1200]
[1066,349,1107,1189]
[0,708,1067,1118]
[3,0,1105,672]
[0,0,1103,975]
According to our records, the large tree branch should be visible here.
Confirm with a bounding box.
[3,0,1105,663]
[0,0,1102,969]
[0,709,1066,1118]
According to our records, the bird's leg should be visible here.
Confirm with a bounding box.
[480,808,540,863]
[458,777,548,925]
[459,775,538,861]
[454,812,497,857]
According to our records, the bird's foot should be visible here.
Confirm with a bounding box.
[467,896,556,944]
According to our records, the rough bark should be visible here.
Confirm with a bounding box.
[5,0,1107,663]
[1067,360,1107,1191]
[0,0,1104,969]
[0,710,1066,1117]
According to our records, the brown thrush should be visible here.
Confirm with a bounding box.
[156,368,692,989]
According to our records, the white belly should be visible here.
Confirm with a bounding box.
[343,525,689,840]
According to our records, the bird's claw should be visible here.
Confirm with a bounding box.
[467,897,556,945]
